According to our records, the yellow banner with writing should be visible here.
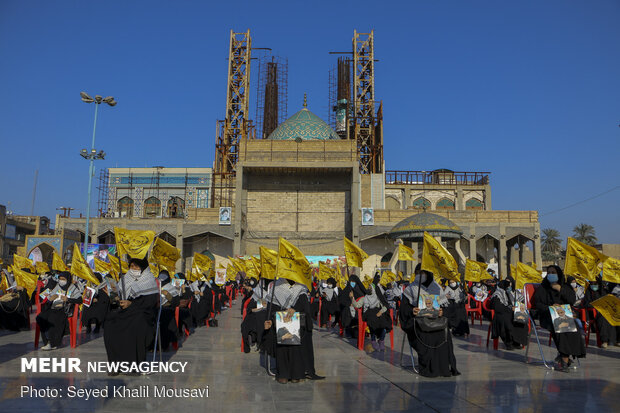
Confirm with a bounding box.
[52,251,69,272]
[344,237,369,268]
[114,227,155,259]
[515,262,542,290]
[564,237,605,281]
[71,244,100,285]
[464,259,493,282]
[150,237,180,273]
[421,232,460,282]
[259,246,277,280]
[590,294,620,327]
[277,238,312,290]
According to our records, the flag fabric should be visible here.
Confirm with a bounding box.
[590,294,620,327]
[149,262,160,277]
[343,237,368,268]
[35,261,50,274]
[108,255,128,280]
[259,246,277,280]
[13,254,35,272]
[602,257,620,284]
[151,237,180,273]
[71,244,100,285]
[94,258,112,274]
[192,252,213,275]
[335,260,348,289]
[13,267,38,296]
[114,227,155,259]
[277,238,312,290]
[226,264,237,281]
[0,274,8,292]
[464,259,492,282]
[52,251,69,272]
[229,257,246,274]
[380,270,397,285]
[421,232,460,281]
[564,237,605,281]
[397,244,416,261]
[515,262,542,290]
[318,262,335,281]
[245,256,260,280]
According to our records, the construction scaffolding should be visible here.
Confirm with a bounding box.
[328,57,352,139]
[255,55,288,139]
[96,168,109,217]
[352,30,382,174]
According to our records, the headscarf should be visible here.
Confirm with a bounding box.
[270,278,309,308]
[402,271,443,306]
[320,277,338,300]
[121,265,159,299]
[348,275,367,299]
[491,279,514,307]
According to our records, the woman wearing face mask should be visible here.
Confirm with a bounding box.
[566,276,585,307]
[399,264,459,377]
[532,265,585,371]
[490,279,528,350]
[81,272,110,334]
[103,257,159,375]
[0,269,32,331]
[583,277,616,348]
[319,277,339,328]
[443,280,470,337]
[36,272,82,350]
[350,275,392,352]
[338,274,366,337]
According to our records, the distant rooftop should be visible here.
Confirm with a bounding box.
[385,170,490,186]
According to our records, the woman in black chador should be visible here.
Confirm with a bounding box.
[103,257,159,375]
[532,265,585,371]
[81,272,110,333]
[338,274,366,337]
[583,276,616,348]
[490,279,527,349]
[0,269,36,331]
[351,274,392,352]
[36,271,82,350]
[319,277,339,328]
[399,264,459,377]
[442,280,470,337]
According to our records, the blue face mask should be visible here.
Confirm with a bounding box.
[350,282,356,288]
[506,287,512,293]
[591,285,599,291]
[547,273,558,283]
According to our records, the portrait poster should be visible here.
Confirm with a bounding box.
[215,269,226,286]
[219,207,231,225]
[549,304,577,333]
[418,294,440,317]
[82,287,96,307]
[361,208,374,226]
[275,311,301,345]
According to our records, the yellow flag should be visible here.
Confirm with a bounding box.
[590,294,620,327]
[464,259,492,282]
[510,264,516,278]
[149,262,160,277]
[421,232,460,282]
[226,264,237,281]
[13,254,35,272]
[13,267,38,296]
[361,274,373,289]
[344,237,368,268]
[94,257,112,274]
[335,260,347,289]
[564,237,605,281]
[52,251,69,272]
[35,261,50,274]
[71,244,100,285]
[114,227,155,259]
[515,262,542,289]
[380,270,396,285]
[397,244,416,261]
[151,237,180,273]
[192,252,212,275]
[602,257,620,284]
[245,256,260,280]
[108,254,128,280]
[259,246,277,280]
[318,262,335,281]
[0,274,8,292]
[277,238,312,290]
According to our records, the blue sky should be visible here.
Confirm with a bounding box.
[1,1,619,243]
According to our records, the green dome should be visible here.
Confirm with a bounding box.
[388,213,463,241]
[268,107,340,141]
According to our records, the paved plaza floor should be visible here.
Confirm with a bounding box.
[0,298,618,413]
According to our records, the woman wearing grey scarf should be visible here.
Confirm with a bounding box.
[319,277,339,328]
[351,274,392,352]
[490,279,528,350]
[442,281,470,337]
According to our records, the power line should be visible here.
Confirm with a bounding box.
[541,186,620,217]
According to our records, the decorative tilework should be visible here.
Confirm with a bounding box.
[268,107,340,141]
[197,189,209,208]
[134,187,144,217]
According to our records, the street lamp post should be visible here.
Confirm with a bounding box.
[80,92,116,257]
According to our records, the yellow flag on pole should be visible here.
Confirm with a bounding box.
[515,262,542,289]
[13,267,38,296]
[13,254,35,272]
[421,232,460,282]
[94,257,112,274]
[151,237,180,273]
[277,238,312,290]
[149,262,160,277]
[259,246,277,280]
[590,294,620,327]
[226,264,237,281]
[602,257,620,284]
[70,244,100,285]
[564,237,605,281]
[464,259,493,282]
[52,251,69,272]
[0,274,8,292]
[114,227,155,259]
[245,256,260,280]
[108,254,128,280]
[397,244,416,261]
[35,261,50,274]
[318,262,335,281]
[380,270,397,285]
[344,237,368,268]
[192,252,212,275]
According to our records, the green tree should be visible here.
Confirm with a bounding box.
[572,223,597,246]
[541,228,562,262]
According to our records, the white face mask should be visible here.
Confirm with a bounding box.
[571,282,577,288]
[420,273,427,283]
[449,282,457,288]
[59,280,68,287]
[321,282,327,288]
[127,269,141,278]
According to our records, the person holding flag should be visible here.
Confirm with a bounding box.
[0,268,32,331]
[36,271,83,350]
[583,276,616,349]
[489,279,528,350]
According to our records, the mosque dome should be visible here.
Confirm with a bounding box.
[388,212,463,241]
[268,96,340,141]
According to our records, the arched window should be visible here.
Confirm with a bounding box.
[167,197,185,218]
[144,197,161,218]
[436,198,455,210]
[117,196,134,217]
[385,196,400,210]
[411,197,431,210]
[466,198,483,210]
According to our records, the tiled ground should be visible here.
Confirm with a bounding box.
[0,299,618,413]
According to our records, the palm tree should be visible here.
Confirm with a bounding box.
[541,228,562,262]
[572,223,597,246]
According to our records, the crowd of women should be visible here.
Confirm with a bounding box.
[0,259,618,379]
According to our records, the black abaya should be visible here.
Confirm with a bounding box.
[490,297,527,347]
